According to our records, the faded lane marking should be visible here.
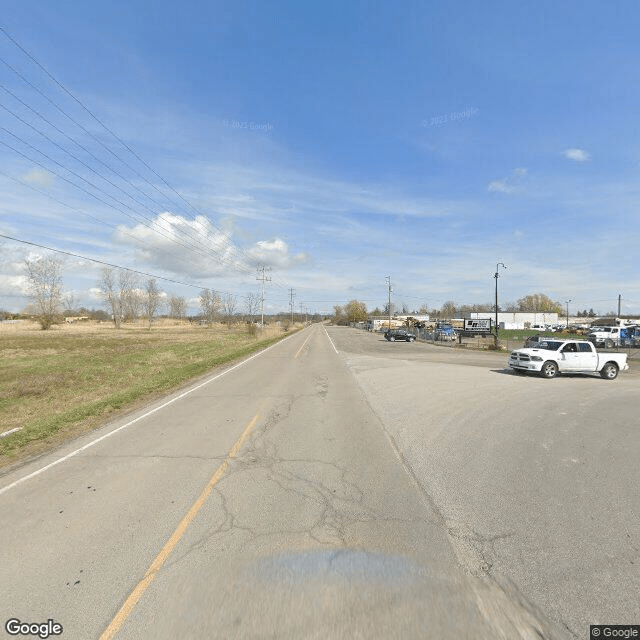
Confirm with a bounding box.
[294,332,313,359]
[99,413,260,640]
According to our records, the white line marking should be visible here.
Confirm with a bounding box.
[0,427,22,438]
[0,330,303,496]
[294,332,312,358]
[323,325,339,354]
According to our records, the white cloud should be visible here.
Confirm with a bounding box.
[246,238,308,268]
[0,274,27,297]
[113,212,308,278]
[564,148,590,162]
[19,168,55,188]
[488,167,528,194]
[191,162,462,223]
[114,212,242,278]
[488,179,517,194]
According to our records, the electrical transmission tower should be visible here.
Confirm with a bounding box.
[256,266,271,326]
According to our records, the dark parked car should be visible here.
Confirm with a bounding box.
[384,329,416,342]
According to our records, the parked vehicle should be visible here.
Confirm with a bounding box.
[434,323,457,341]
[509,339,629,379]
[625,326,640,347]
[384,329,416,342]
[586,325,635,348]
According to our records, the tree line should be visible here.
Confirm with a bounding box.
[15,256,264,330]
[332,294,607,326]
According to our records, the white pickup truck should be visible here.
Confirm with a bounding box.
[586,325,636,348]
[509,338,629,379]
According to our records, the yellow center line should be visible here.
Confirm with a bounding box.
[99,413,260,640]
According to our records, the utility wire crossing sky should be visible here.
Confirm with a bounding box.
[1,1,639,315]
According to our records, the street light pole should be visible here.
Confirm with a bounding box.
[385,276,392,331]
[565,299,571,328]
[494,262,506,346]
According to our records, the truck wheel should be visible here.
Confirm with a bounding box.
[389,336,395,342]
[600,362,619,380]
[540,361,558,379]
[604,339,614,349]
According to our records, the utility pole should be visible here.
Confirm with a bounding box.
[289,288,295,324]
[565,299,571,328]
[256,266,271,326]
[386,276,392,331]
[618,294,622,317]
[494,263,506,347]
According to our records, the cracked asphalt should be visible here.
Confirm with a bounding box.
[1,324,636,638]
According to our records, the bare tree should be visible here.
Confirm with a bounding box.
[440,300,457,319]
[119,270,142,322]
[143,278,162,329]
[62,293,77,314]
[222,292,237,327]
[24,256,64,329]
[98,267,121,328]
[243,292,260,323]
[168,294,187,319]
[199,288,222,326]
[383,302,395,317]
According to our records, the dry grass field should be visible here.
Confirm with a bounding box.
[0,319,298,468]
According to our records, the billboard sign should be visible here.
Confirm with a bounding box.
[464,318,492,333]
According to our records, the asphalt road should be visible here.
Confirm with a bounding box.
[0,324,637,639]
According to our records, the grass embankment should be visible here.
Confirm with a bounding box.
[0,320,299,466]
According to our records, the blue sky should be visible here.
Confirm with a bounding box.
[1,1,639,316]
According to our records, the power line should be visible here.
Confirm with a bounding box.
[0,232,230,294]
[0,28,284,283]
[0,120,257,277]
[0,137,240,270]
[0,169,242,278]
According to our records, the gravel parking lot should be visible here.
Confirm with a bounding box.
[331,326,639,638]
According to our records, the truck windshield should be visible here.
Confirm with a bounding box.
[534,341,563,350]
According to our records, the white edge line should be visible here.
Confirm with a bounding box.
[323,324,339,354]
[0,329,304,496]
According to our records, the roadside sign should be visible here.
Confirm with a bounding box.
[463,318,492,333]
